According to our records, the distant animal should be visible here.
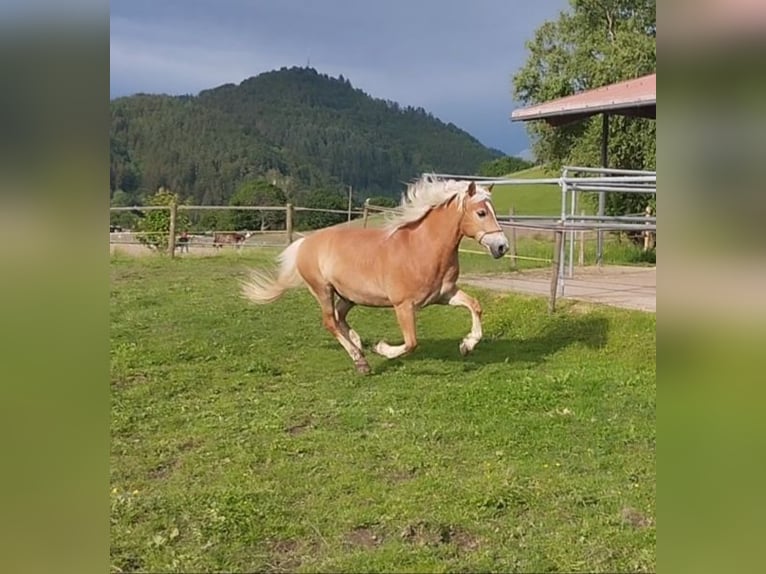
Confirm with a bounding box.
[241,176,508,374]
[176,232,191,253]
[213,231,252,249]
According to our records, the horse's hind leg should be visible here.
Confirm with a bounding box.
[335,297,361,349]
[443,289,482,356]
[306,283,370,374]
[374,302,418,359]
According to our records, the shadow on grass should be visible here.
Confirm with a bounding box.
[372,314,609,374]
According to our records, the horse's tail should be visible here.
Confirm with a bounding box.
[241,237,305,304]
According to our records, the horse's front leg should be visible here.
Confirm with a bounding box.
[443,289,483,356]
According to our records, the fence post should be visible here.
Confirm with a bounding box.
[549,229,564,313]
[578,209,585,266]
[508,206,517,269]
[362,198,370,228]
[643,204,654,251]
[168,197,177,258]
[285,203,293,245]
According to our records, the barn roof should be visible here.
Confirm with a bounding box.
[511,73,656,126]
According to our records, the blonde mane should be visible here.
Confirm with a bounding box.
[385,175,492,233]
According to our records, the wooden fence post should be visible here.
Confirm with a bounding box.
[362,198,370,228]
[508,206,517,269]
[285,203,293,245]
[168,197,177,258]
[549,229,564,313]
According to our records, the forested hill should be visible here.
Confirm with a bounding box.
[110,66,503,205]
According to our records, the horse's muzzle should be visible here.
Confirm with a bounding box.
[490,241,509,259]
[481,232,509,259]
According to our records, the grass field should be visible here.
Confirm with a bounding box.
[488,166,578,216]
[111,252,655,573]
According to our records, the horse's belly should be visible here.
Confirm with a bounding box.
[333,280,391,307]
[329,269,391,307]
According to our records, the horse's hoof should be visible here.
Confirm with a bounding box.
[459,342,471,356]
[355,361,371,375]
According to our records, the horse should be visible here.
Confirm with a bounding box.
[176,231,191,253]
[213,231,252,249]
[241,177,508,374]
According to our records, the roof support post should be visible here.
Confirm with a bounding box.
[597,113,609,265]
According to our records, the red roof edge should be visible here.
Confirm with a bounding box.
[512,73,656,123]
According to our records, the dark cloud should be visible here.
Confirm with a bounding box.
[110,0,568,155]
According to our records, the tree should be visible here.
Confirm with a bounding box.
[110,67,502,207]
[478,156,534,177]
[513,0,656,214]
[366,195,399,209]
[110,189,141,230]
[135,188,189,252]
[295,188,349,230]
[229,179,287,231]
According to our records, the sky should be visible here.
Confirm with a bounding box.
[110,0,569,158]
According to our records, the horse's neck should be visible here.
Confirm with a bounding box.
[408,204,463,261]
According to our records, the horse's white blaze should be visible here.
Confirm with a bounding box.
[374,341,409,359]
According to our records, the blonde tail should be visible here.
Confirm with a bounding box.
[241,238,305,304]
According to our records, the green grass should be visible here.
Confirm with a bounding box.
[111,253,655,573]
[490,166,573,216]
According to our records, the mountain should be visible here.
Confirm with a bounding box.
[110,67,503,205]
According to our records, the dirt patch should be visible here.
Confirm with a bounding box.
[267,539,318,573]
[385,466,417,484]
[178,438,198,452]
[621,507,653,529]
[399,521,480,551]
[285,419,313,435]
[449,527,481,552]
[344,526,383,549]
[111,372,150,389]
[147,458,178,480]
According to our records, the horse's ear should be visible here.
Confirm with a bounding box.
[467,181,476,197]
[486,184,494,193]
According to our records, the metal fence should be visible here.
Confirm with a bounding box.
[428,166,656,311]
[110,167,655,311]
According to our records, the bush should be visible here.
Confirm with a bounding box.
[478,156,534,177]
[366,195,399,208]
[295,188,351,230]
[135,188,189,252]
[229,179,287,231]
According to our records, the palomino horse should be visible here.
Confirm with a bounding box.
[241,177,508,373]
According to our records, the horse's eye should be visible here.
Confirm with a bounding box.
[477,210,487,218]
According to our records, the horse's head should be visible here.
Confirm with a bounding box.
[460,181,509,259]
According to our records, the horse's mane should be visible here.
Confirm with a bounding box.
[385,175,492,234]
